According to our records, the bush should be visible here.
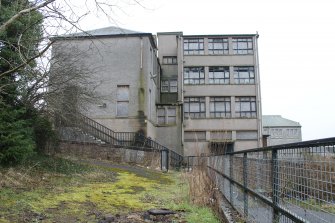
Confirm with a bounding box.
[0,105,35,165]
[32,114,56,153]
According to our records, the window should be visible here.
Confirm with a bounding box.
[170,80,177,92]
[161,80,169,93]
[157,108,165,124]
[167,107,177,124]
[208,38,229,54]
[184,38,204,55]
[235,97,257,118]
[209,66,230,84]
[233,38,253,54]
[236,131,258,140]
[157,107,176,125]
[210,131,232,140]
[163,56,177,64]
[184,67,205,85]
[234,66,255,84]
[210,97,231,118]
[117,85,129,117]
[161,79,177,93]
[184,131,206,142]
[184,97,205,118]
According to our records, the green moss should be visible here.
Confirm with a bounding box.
[0,161,219,223]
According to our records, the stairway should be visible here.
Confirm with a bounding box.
[57,113,184,169]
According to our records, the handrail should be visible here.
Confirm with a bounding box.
[71,114,183,167]
[185,138,335,223]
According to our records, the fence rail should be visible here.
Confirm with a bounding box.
[185,138,335,223]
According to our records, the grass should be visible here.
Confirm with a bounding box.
[0,155,220,223]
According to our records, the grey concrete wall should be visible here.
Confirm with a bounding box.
[53,36,159,135]
[183,55,254,66]
[184,85,257,96]
[53,141,161,169]
[180,35,262,154]
[184,119,258,131]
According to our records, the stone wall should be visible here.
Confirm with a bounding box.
[50,141,162,169]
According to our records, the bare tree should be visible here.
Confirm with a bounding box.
[1,0,145,109]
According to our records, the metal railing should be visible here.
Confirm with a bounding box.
[185,138,335,223]
[58,113,184,170]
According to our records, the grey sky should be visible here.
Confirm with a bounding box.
[67,0,335,141]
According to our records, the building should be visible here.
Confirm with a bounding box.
[51,26,262,156]
[157,32,262,155]
[262,115,302,146]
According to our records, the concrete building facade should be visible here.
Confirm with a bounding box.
[262,115,302,146]
[156,32,262,155]
[52,27,262,156]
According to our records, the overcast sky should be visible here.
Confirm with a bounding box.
[67,0,335,141]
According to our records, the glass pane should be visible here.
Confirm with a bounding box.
[241,102,250,111]
[170,80,177,86]
[190,103,199,112]
[184,103,189,112]
[158,117,165,124]
[157,108,165,116]
[170,86,177,92]
[117,86,129,100]
[210,102,214,111]
[167,108,176,116]
[237,131,257,139]
[216,102,225,111]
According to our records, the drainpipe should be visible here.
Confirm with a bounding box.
[140,37,143,69]
[254,33,263,147]
[178,34,185,155]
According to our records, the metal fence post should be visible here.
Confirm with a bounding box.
[161,149,169,172]
[230,154,234,205]
[243,152,248,218]
[272,149,279,222]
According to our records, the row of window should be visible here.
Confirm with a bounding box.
[183,66,255,85]
[157,96,256,125]
[184,130,258,142]
[263,128,300,139]
[184,96,257,119]
[115,87,256,121]
[183,37,253,55]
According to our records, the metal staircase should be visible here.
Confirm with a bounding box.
[57,113,183,170]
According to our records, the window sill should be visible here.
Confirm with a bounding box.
[157,124,177,127]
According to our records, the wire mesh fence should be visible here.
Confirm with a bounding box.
[186,137,335,223]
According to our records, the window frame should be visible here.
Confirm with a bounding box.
[236,131,258,140]
[232,38,253,54]
[208,38,229,54]
[184,131,206,142]
[210,97,231,118]
[209,66,230,84]
[184,97,206,119]
[116,85,129,117]
[183,38,204,55]
[234,66,255,84]
[162,56,177,65]
[184,67,205,85]
[157,106,177,125]
[235,96,257,118]
[161,79,178,93]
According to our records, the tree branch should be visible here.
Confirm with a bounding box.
[0,0,56,33]
[0,40,54,78]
